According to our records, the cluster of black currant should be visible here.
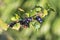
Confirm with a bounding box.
[8,6,44,28]
[9,16,42,28]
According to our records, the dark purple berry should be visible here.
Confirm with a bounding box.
[27,17,32,22]
[24,20,29,27]
[9,21,16,27]
[18,17,32,28]
[36,16,43,23]
[19,20,25,25]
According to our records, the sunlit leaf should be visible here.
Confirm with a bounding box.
[0,19,8,31]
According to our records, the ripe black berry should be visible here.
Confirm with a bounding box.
[19,17,32,27]
[27,17,32,22]
[35,16,43,23]
[19,20,25,25]
[24,17,32,27]
[8,21,16,27]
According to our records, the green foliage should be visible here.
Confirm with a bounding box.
[0,0,60,40]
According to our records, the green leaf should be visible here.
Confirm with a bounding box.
[1,0,23,22]
[36,0,48,8]
[40,11,56,35]
[0,19,8,31]
[22,0,36,10]
[29,10,36,17]
[30,20,40,31]
[48,0,60,16]
[52,17,60,36]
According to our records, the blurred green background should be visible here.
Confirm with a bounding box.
[0,0,60,40]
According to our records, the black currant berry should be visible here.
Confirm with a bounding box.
[8,21,16,27]
[25,17,32,27]
[18,17,32,28]
[35,16,43,23]
[19,20,25,25]
[27,17,32,22]
[24,20,29,27]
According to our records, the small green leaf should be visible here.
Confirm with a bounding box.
[29,10,36,17]
[30,20,40,31]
